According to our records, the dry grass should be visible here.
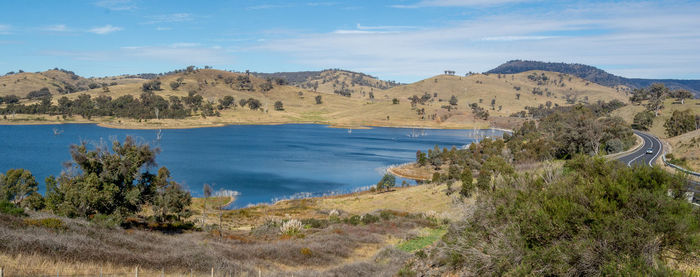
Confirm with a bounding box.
[2,69,628,130]
[664,129,700,171]
[0,206,432,276]
[612,98,700,138]
[0,180,450,276]
[317,184,453,215]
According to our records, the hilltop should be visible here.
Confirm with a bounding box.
[487,60,700,96]
[253,69,400,96]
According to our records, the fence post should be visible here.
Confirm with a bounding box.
[135,266,139,277]
[1,266,4,277]
[161,268,165,277]
[211,267,214,277]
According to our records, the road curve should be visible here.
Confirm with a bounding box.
[616,130,663,167]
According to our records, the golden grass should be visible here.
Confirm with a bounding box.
[0,253,208,276]
[612,98,700,138]
[1,69,630,130]
[317,184,453,215]
[664,129,700,171]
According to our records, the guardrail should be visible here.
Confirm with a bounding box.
[661,152,700,177]
[662,152,700,206]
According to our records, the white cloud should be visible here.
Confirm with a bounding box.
[43,44,234,65]
[144,13,193,24]
[41,24,71,32]
[393,0,531,8]
[255,1,700,81]
[155,27,172,31]
[0,24,11,35]
[246,4,291,10]
[95,0,135,11]
[88,25,123,35]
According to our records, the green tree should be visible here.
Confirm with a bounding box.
[416,150,427,166]
[377,174,396,191]
[664,109,697,137]
[142,80,162,92]
[45,137,165,222]
[459,167,474,198]
[218,95,235,109]
[646,83,667,116]
[449,95,458,106]
[152,167,192,222]
[315,95,323,104]
[632,110,654,130]
[0,169,39,206]
[274,101,284,111]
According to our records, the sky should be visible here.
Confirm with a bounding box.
[0,0,699,83]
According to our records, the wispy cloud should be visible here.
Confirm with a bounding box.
[0,24,11,35]
[43,43,234,65]
[41,24,71,32]
[94,0,135,11]
[246,4,292,10]
[333,23,418,34]
[393,0,531,8]
[88,25,123,35]
[143,13,194,24]
[256,1,700,81]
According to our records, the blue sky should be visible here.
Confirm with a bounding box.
[1,0,699,83]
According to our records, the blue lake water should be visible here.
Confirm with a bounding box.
[0,124,504,207]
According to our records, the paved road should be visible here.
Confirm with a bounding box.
[617,130,663,167]
[617,131,700,205]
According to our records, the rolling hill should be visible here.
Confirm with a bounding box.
[1,66,630,129]
[487,60,700,97]
[253,69,400,97]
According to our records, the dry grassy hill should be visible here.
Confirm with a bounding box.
[0,69,95,97]
[1,68,631,129]
[384,71,629,118]
[255,69,400,99]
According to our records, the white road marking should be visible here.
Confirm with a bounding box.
[648,134,663,167]
[628,132,650,167]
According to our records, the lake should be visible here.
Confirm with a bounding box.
[0,124,504,207]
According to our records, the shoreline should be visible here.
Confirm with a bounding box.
[0,117,512,131]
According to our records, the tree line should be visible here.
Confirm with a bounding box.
[0,91,272,120]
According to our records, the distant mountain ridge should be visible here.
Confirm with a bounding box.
[487,60,700,97]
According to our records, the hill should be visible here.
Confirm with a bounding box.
[1,67,630,130]
[382,70,628,124]
[254,69,400,97]
[487,60,700,96]
[0,69,95,97]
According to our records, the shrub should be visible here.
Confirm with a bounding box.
[280,219,303,235]
[301,218,329,229]
[344,215,362,225]
[0,201,25,217]
[421,155,700,275]
[361,213,380,225]
[24,218,66,230]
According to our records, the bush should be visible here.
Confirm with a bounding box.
[0,201,25,217]
[142,80,161,91]
[280,219,303,235]
[422,155,700,275]
[24,218,66,230]
[664,109,697,137]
